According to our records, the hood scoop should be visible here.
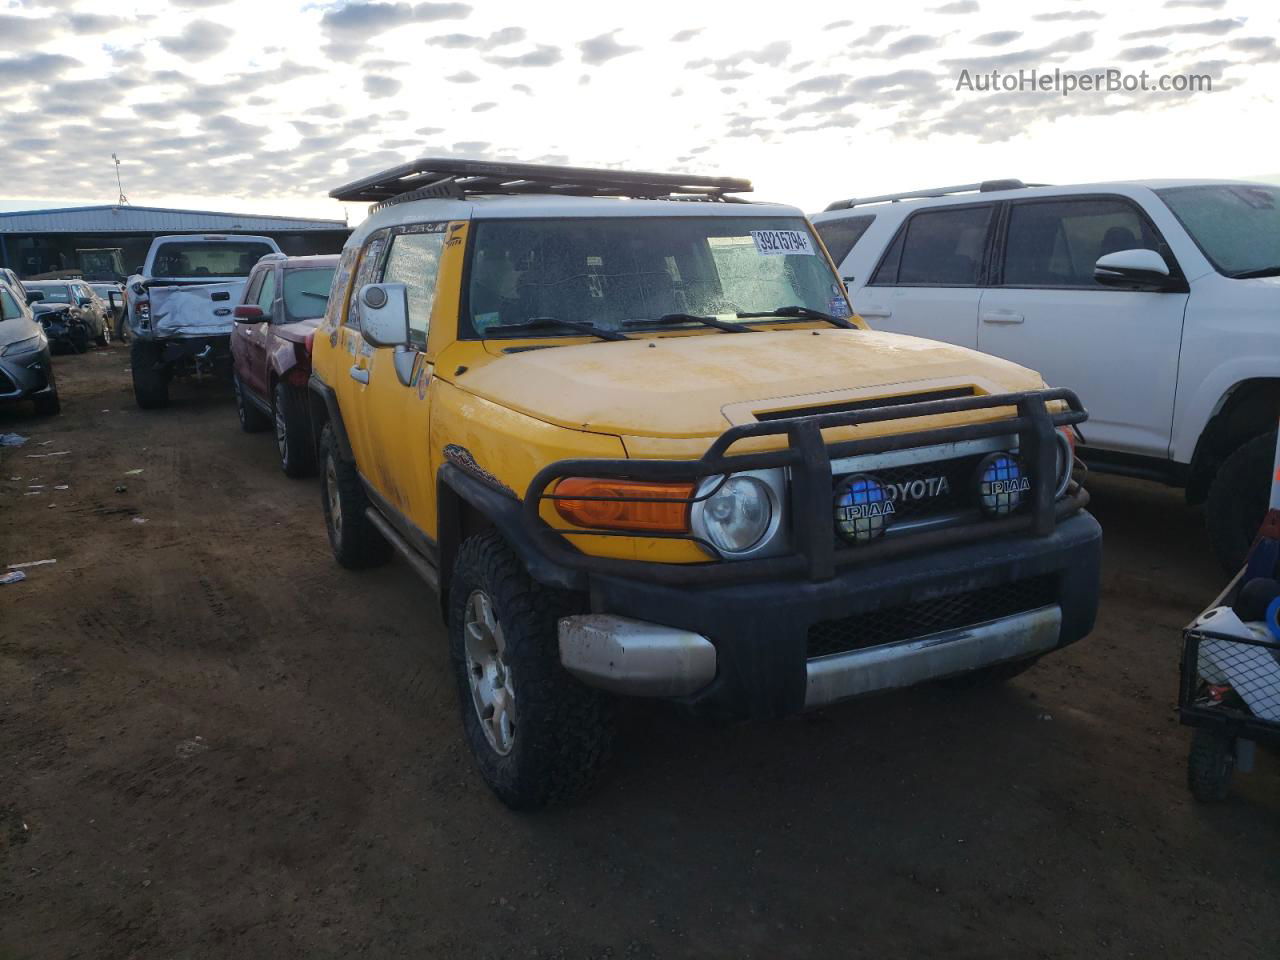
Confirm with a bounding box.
[753,386,976,422]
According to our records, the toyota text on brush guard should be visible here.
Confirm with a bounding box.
[307,159,1102,809]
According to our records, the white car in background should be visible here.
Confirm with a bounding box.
[813,179,1280,570]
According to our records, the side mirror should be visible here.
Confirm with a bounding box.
[26,291,45,304]
[1094,249,1172,289]
[133,266,143,276]
[358,282,410,348]
[233,305,265,322]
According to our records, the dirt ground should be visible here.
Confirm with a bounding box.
[1,344,1277,960]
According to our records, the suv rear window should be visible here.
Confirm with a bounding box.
[814,215,875,267]
[871,206,992,286]
[152,242,275,279]
[283,267,335,321]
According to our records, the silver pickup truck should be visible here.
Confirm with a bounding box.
[126,234,281,408]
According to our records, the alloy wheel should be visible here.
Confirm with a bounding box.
[463,589,516,756]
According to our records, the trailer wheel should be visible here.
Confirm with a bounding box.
[130,339,170,409]
[1187,728,1235,802]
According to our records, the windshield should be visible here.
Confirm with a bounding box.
[152,241,275,279]
[282,267,336,320]
[29,283,71,303]
[1156,184,1280,277]
[462,216,849,338]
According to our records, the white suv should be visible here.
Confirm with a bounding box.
[813,179,1280,570]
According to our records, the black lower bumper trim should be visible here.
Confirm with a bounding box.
[586,510,1102,720]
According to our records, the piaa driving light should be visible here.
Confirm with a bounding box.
[834,473,894,543]
[976,453,1030,515]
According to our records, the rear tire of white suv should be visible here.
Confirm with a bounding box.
[1205,431,1275,573]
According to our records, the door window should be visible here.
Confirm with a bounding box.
[871,206,992,286]
[382,231,446,346]
[348,233,388,330]
[1002,198,1161,287]
[243,268,265,305]
[256,268,276,315]
[814,215,875,267]
[0,288,20,320]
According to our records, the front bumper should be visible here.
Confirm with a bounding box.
[0,346,54,402]
[560,510,1100,720]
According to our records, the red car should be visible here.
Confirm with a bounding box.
[230,254,338,477]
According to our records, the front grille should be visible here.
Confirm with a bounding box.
[806,575,1059,659]
[851,454,985,523]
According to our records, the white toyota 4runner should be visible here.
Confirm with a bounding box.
[813,179,1280,570]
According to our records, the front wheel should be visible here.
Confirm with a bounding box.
[32,368,60,416]
[448,532,614,810]
[274,381,317,478]
[1205,431,1275,573]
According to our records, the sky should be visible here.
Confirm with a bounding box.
[1,0,1278,223]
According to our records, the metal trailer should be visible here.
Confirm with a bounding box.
[1178,420,1280,799]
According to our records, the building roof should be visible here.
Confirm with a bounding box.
[0,204,348,235]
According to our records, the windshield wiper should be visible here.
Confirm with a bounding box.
[622,313,754,333]
[482,316,629,342]
[1228,265,1280,279]
[734,305,856,329]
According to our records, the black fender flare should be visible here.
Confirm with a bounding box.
[308,373,354,462]
[436,462,586,599]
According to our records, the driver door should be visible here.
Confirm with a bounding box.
[359,224,450,543]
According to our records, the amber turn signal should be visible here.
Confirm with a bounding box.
[553,477,694,532]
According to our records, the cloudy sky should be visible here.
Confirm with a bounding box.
[1,0,1278,222]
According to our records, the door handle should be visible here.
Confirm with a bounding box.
[858,307,892,318]
[349,365,369,384]
[980,310,1024,324]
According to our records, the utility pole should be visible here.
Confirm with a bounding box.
[112,153,130,206]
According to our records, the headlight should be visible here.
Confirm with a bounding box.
[1,334,45,357]
[692,474,778,556]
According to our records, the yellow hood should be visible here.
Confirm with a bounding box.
[455,328,1045,440]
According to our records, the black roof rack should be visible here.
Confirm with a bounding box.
[329,158,753,208]
[823,179,1047,212]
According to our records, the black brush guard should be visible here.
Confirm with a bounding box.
[520,388,1089,586]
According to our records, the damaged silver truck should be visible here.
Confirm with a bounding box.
[126,234,281,408]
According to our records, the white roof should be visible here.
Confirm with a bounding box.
[812,178,1274,221]
[349,194,807,247]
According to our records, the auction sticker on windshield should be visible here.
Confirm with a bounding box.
[751,230,815,256]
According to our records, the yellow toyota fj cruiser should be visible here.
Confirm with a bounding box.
[310,159,1101,809]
